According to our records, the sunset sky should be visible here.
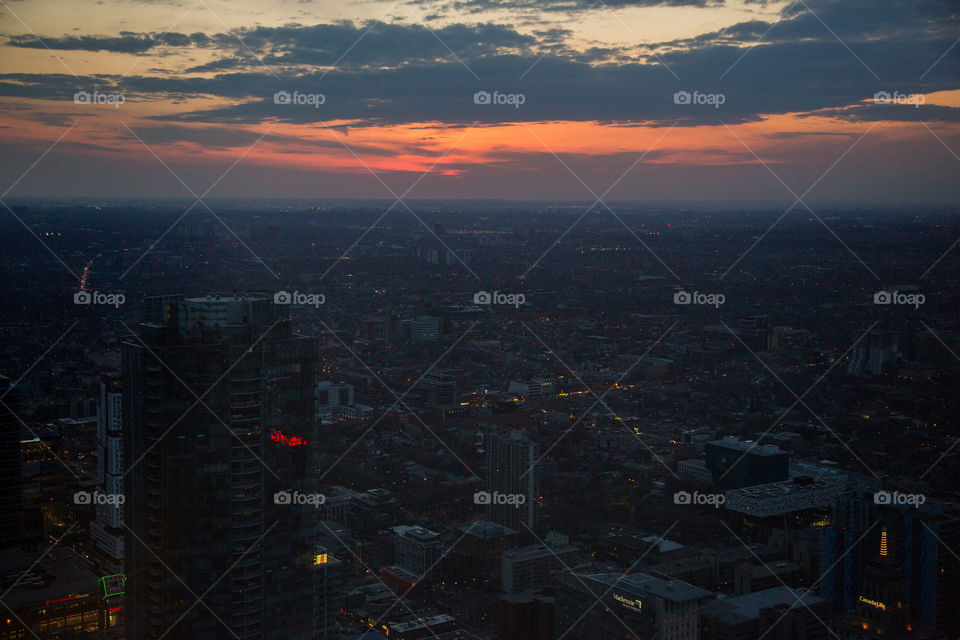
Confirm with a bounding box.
[1,0,958,203]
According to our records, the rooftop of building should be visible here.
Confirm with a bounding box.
[708,436,783,455]
[455,520,519,539]
[581,571,711,603]
[700,586,824,619]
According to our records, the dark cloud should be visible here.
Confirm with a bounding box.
[1,0,958,129]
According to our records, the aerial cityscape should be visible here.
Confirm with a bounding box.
[0,0,959,639]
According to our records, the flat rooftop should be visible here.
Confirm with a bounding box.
[583,572,711,603]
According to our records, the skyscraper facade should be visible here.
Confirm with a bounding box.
[90,371,124,572]
[123,295,320,640]
[486,430,541,532]
[0,374,23,549]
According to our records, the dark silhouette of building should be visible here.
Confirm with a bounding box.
[486,430,541,532]
[90,371,124,573]
[497,591,554,640]
[821,487,960,637]
[705,437,789,490]
[554,571,710,640]
[700,586,829,640]
[834,527,947,639]
[0,374,23,549]
[122,295,320,640]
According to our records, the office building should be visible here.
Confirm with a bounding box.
[315,549,344,640]
[123,294,320,640]
[392,525,443,579]
[422,372,457,408]
[704,437,789,490]
[486,430,541,532]
[833,527,946,639]
[0,547,122,638]
[317,381,355,417]
[700,586,829,640]
[847,330,900,376]
[502,539,579,593]
[411,316,441,342]
[555,571,710,640]
[821,487,960,637]
[0,374,23,549]
[90,372,124,573]
[497,591,554,640]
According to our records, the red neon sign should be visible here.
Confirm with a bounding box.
[269,429,306,447]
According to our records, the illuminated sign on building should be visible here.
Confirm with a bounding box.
[99,574,125,599]
[613,593,643,613]
[859,596,887,611]
[270,429,306,447]
[314,553,328,565]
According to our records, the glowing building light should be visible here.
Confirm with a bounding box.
[270,429,306,447]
